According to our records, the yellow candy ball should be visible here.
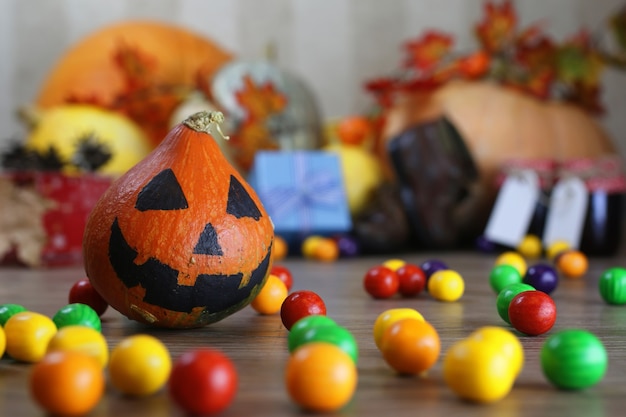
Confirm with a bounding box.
[109,334,171,397]
[46,325,109,368]
[301,236,325,259]
[516,234,542,259]
[443,338,516,403]
[428,270,465,302]
[469,326,524,377]
[382,259,406,272]
[373,308,424,350]
[547,240,571,261]
[4,311,57,363]
[494,251,527,277]
[0,326,5,358]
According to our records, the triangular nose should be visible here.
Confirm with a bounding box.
[194,223,223,255]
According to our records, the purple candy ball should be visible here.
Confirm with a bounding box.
[420,259,448,278]
[523,263,559,294]
[475,235,497,253]
[334,235,360,258]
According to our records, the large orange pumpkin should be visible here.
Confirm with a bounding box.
[380,80,617,200]
[83,111,274,328]
[36,21,232,108]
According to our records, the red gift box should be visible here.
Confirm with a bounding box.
[1,171,112,267]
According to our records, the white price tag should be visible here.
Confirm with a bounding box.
[484,170,540,247]
[542,177,588,249]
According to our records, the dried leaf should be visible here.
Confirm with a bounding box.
[610,5,626,51]
[404,31,454,71]
[557,32,604,87]
[234,75,288,120]
[475,0,517,53]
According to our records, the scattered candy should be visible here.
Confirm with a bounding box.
[541,329,607,390]
[363,265,399,299]
[494,251,527,277]
[68,278,109,316]
[46,325,109,368]
[555,250,588,279]
[443,337,517,403]
[4,311,57,363]
[251,275,288,315]
[272,235,289,261]
[280,290,327,331]
[312,238,340,262]
[301,236,325,258]
[489,264,523,294]
[288,315,337,350]
[523,263,559,294]
[288,324,358,363]
[53,303,102,332]
[30,351,104,416]
[546,240,571,261]
[420,259,448,279]
[382,258,406,271]
[516,234,542,259]
[396,263,426,297]
[379,318,440,375]
[271,265,294,291]
[496,283,535,324]
[598,267,626,305]
[108,334,172,397]
[373,308,424,350]
[334,234,360,257]
[469,326,524,377]
[169,348,238,415]
[0,325,5,358]
[508,291,557,336]
[285,342,357,412]
[0,303,27,326]
[428,270,465,302]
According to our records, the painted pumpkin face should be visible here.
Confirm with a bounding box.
[83,112,274,328]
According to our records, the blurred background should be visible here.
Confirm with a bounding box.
[0,0,625,153]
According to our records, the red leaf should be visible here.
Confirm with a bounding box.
[475,0,517,53]
[404,31,454,71]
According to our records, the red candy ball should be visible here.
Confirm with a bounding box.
[363,266,399,299]
[508,291,557,336]
[396,264,426,297]
[270,265,294,292]
[281,290,327,331]
[169,348,238,415]
[68,278,108,316]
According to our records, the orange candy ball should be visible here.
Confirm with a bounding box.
[380,318,440,375]
[285,342,357,412]
[272,235,289,261]
[251,275,289,315]
[556,250,589,279]
[30,351,104,416]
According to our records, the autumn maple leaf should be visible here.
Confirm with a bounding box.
[404,31,454,71]
[556,30,604,88]
[475,0,517,53]
[113,41,158,92]
[235,75,288,121]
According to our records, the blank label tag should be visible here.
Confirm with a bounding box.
[484,170,540,247]
[543,177,588,249]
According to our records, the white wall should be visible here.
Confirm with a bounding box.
[1,0,625,155]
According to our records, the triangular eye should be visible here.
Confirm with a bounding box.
[135,169,189,211]
[226,175,262,220]
[193,223,223,255]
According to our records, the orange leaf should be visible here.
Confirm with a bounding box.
[457,51,491,79]
[404,31,454,71]
[475,0,517,53]
[234,75,288,121]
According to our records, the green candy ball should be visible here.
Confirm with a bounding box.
[496,283,535,324]
[541,329,607,390]
[598,267,626,305]
[289,324,358,364]
[288,315,337,348]
[52,303,101,331]
[0,304,27,326]
[489,264,523,294]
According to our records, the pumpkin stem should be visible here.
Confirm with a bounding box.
[183,111,230,141]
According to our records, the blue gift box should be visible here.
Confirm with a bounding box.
[248,150,352,244]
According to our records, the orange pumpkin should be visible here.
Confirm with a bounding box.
[35,21,233,145]
[82,111,274,328]
[380,80,617,200]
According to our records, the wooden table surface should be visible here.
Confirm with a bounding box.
[1,250,625,417]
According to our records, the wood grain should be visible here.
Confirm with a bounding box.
[1,251,626,416]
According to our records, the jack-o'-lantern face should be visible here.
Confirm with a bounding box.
[106,167,272,326]
[83,121,275,329]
